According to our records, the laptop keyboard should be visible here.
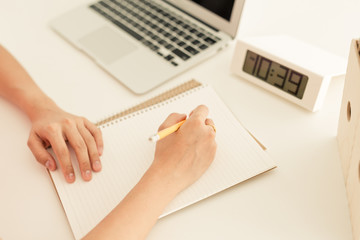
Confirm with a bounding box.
[90,0,221,67]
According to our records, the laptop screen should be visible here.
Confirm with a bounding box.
[189,0,235,21]
[167,0,245,38]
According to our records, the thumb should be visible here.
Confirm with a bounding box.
[27,131,57,171]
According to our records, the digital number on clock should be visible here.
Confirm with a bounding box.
[243,50,309,99]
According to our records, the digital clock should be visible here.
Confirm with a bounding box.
[242,50,309,100]
[230,35,347,112]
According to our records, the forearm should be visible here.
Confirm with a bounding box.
[0,45,57,120]
[83,166,181,240]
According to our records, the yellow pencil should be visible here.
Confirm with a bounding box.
[149,120,186,142]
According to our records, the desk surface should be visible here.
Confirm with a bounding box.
[0,0,358,239]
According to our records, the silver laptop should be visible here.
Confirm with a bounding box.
[51,0,245,94]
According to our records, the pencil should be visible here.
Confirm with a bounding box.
[149,120,186,142]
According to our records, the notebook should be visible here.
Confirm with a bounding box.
[50,0,246,94]
[49,80,276,239]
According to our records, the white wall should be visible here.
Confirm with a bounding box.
[237,0,360,58]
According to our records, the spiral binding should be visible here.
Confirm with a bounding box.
[96,80,204,128]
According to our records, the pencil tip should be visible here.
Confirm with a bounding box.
[149,135,159,142]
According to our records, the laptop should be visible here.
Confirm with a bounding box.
[51,0,246,94]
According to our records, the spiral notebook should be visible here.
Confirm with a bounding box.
[49,80,276,240]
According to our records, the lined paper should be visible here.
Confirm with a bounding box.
[49,84,276,239]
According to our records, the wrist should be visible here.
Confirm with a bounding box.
[7,85,60,122]
[142,165,184,200]
[25,95,60,122]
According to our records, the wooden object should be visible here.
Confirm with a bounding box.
[337,39,360,240]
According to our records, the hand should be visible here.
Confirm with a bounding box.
[151,105,217,193]
[27,104,103,183]
[82,105,216,240]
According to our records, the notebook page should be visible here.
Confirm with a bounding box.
[49,85,276,239]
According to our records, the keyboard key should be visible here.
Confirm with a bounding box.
[204,37,217,45]
[112,20,143,41]
[170,37,179,42]
[172,48,190,61]
[189,28,197,34]
[197,32,205,38]
[142,40,152,47]
[164,54,174,61]
[183,24,191,30]
[199,44,208,50]
[150,45,160,51]
[178,31,185,36]
[147,31,154,38]
[177,41,186,47]
[185,46,199,55]
[178,21,186,28]
[158,39,167,45]
[184,35,193,41]
[192,40,200,45]
[171,61,178,66]
[165,44,174,50]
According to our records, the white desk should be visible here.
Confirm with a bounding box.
[0,0,358,239]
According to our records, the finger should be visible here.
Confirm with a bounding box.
[27,131,57,171]
[65,124,92,182]
[189,110,194,117]
[84,118,104,156]
[158,113,187,131]
[47,130,75,183]
[78,124,102,172]
[205,118,216,133]
[188,105,209,122]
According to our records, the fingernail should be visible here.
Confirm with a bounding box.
[85,170,91,178]
[93,160,102,171]
[45,160,51,169]
[68,173,75,181]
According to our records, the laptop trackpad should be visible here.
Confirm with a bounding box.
[79,27,137,64]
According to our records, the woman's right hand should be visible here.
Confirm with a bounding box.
[83,105,217,240]
[150,105,217,194]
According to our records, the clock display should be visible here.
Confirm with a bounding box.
[243,50,309,99]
